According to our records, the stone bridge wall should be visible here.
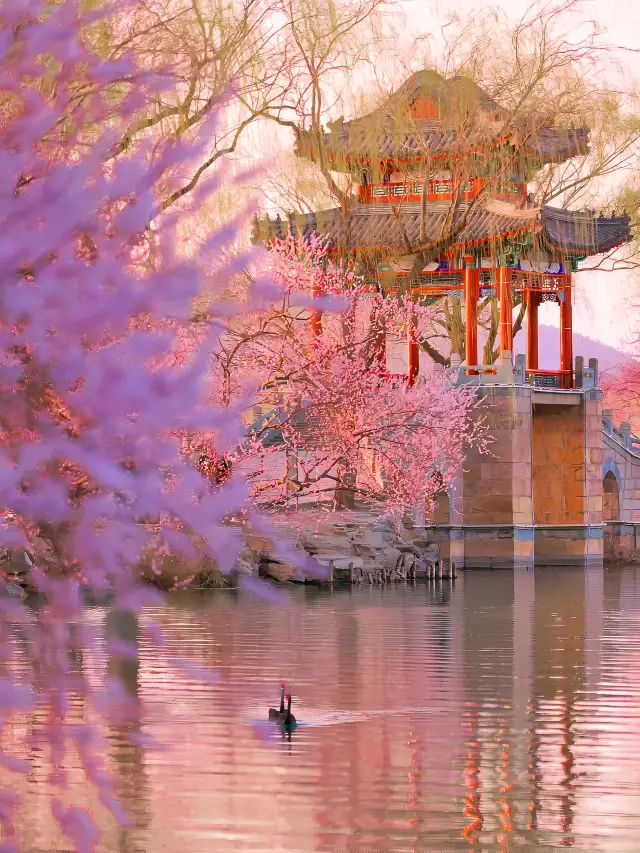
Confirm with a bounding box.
[601,413,640,559]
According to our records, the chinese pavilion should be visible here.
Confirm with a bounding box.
[253,70,631,388]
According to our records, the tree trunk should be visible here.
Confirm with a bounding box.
[335,463,356,509]
[364,302,387,370]
[449,297,465,360]
[483,297,500,364]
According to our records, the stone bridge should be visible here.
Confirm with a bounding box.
[601,412,640,559]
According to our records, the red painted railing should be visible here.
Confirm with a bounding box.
[526,368,572,389]
[359,177,527,205]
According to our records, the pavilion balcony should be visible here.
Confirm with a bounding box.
[358,177,527,206]
[525,369,573,389]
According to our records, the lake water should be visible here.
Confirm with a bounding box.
[8,566,640,852]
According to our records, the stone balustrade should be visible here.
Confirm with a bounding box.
[455,353,598,390]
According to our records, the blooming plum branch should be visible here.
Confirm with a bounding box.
[203,235,487,515]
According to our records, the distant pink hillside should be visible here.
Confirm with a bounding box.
[513,324,633,377]
[389,324,634,378]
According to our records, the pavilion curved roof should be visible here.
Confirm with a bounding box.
[252,204,630,258]
[295,70,590,171]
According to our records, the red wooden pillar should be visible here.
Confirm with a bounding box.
[463,256,478,372]
[497,266,513,359]
[559,274,573,388]
[374,326,387,370]
[526,288,539,371]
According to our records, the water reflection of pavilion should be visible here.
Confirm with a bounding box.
[16,568,638,852]
[132,573,620,851]
[458,567,610,849]
[10,569,640,852]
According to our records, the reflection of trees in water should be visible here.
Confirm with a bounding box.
[16,598,68,790]
[337,608,359,700]
[11,607,116,849]
[84,576,594,850]
[105,608,151,853]
[5,570,627,851]
[337,604,362,837]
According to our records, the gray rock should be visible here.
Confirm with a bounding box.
[383,547,403,570]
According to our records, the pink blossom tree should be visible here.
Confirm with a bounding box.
[204,235,487,515]
[0,2,270,848]
[0,3,486,847]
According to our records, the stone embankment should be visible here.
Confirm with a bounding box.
[235,511,443,586]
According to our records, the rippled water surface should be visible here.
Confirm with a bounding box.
[10,566,640,852]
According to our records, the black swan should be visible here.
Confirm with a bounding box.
[268,684,285,720]
[278,694,297,727]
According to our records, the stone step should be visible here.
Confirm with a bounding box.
[313,555,364,570]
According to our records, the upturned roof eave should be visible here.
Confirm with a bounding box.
[252,204,630,259]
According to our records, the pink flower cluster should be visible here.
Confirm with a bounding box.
[210,234,487,514]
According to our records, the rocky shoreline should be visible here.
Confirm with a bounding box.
[0,512,446,593]
[235,511,443,586]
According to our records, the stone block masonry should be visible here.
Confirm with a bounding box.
[455,385,605,567]
[462,386,533,530]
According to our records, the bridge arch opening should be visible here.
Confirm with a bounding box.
[603,471,620,522]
